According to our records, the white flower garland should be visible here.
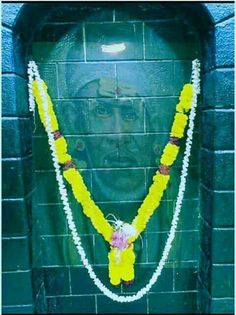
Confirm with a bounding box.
[28,59,200,302]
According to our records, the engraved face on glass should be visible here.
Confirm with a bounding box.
[32,8,196,202]
[33,21,153,200]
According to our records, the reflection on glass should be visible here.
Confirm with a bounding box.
[101,43,126,53]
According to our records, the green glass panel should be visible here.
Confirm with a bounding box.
[2,271,34,305]
[2,237,30,271]
[149,292,197,314]
[97,294,147,314]
[211,265,234,298]
[145,21,200,60]
[31,5,201,313]
[86,22,143,61]
[47,296,96,314]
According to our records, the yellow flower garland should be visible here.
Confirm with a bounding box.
[32,80,193,285]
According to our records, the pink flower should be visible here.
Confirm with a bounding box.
[111,231,128,250]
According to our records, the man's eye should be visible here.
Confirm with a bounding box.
[95,106,112,117]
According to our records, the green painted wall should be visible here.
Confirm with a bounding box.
[31,4,201,314]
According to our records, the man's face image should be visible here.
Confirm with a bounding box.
[32,13,196,202]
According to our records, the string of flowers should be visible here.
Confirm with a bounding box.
[30,72,193,285]
[28,59,200,302]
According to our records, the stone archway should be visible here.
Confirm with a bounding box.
[2,3,234,314]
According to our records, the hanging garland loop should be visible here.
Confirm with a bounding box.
[28,59,200,302]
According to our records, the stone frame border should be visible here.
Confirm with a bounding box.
[2,3,234,313]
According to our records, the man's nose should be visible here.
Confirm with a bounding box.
[113,108,123,133]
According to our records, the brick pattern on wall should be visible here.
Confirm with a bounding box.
[31,4,201,314]
[1,25,36,313]
[198,11,234,315]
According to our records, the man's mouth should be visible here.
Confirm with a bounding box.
[103,152,138,168]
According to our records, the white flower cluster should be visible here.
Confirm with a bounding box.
[28,59,200,303]
[27,61,36,113]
